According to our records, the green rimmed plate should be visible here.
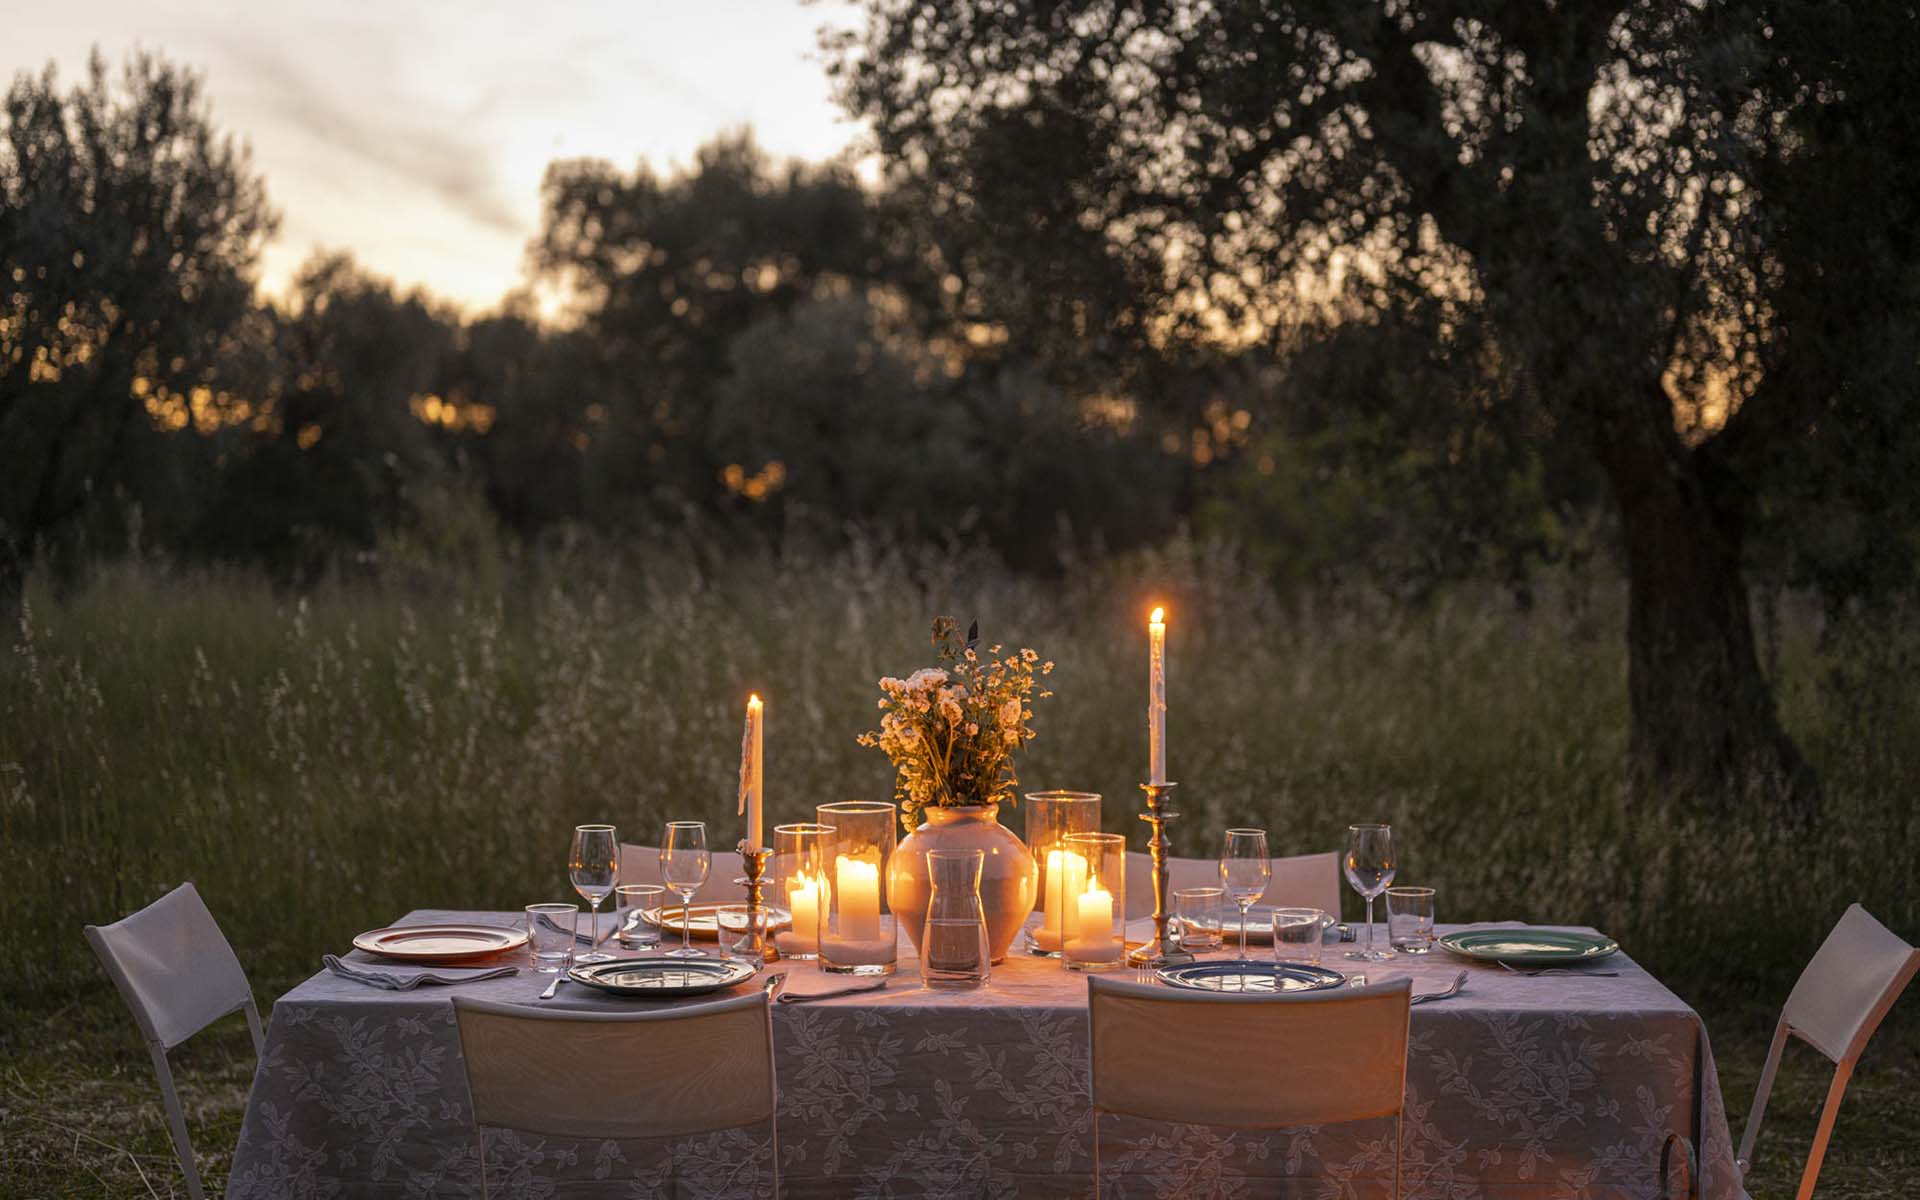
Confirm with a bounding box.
[1438,928,1619,965]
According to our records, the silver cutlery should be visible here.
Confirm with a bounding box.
[538,973,564,1000]
[1498,961,1619,977]
[1411,970,1468,1004]
[776,979,888,1004]
[764,973,789,1000]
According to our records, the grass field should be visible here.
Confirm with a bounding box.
[2,538,1915,1197]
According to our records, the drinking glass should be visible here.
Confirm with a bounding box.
[614,883,665,950]
[921,849,991,990]
[1344,823,1397,961]
[660,821,711,958]
[1271,907,1325,966]
[525,903,578,974]
[1220,829,1272,963]
[569,824,619,963]
[1386,886,1436,954]
[1172,886,1225,951]
[715,904,773,966]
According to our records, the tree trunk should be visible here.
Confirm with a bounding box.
[1597,415,1819,820]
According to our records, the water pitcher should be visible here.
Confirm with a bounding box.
[921,849,991,990]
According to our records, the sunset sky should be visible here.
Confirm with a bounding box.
[2,0,864,312]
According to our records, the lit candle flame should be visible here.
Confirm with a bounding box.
[1150,606,1164,624]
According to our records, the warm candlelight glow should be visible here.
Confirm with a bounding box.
[784,868,827,955]
[1148,606,1168,786]
[1033,848,1090,952]
[1067,881,1120,961]
[836,855,882,942]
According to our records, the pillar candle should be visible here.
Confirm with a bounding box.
[738,695,764,853]
[836,855,881,942]
[1033,848,1090,952]
[1068,882,1120,962]
[784,869,826,954]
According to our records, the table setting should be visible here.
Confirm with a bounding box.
[224,608,1739,1198]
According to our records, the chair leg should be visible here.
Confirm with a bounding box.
[770,1115,781,1200]
[147,1043,205,1200]
[1092,1110,1101,1200]
[476,1127,489,1200]
[1795,1061,1855,1200]
[1393,1109,1403,1200]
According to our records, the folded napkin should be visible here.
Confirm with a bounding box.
[538,908,633,947]
[324,954,519,990]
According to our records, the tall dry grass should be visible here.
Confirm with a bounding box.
[3,536,1914,1009]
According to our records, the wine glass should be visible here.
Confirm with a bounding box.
[1220,829,1272,965]
[1344,823,1397,961]
[568,824,619,964]
[660,821,711,958]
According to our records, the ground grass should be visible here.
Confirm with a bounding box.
[2,539,1916,1196]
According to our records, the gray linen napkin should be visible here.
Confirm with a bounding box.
[323,954,519,990]
[538,909,632,947]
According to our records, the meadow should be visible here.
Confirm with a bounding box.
[2,536,1915,1196]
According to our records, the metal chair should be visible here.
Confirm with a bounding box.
[1087,974,1412,1197]
[1734,904,1917,1199]
[1124,849,1342,919]
[452,989,780,1197]
[83,882,265,1200]
[620,841,746,903]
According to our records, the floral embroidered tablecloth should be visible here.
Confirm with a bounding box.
[227,913,1736,1198]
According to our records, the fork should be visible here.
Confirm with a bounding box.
[1411,970,1468,1004]
[1498,961,1620,978]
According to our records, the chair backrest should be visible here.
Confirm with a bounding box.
[1781,903,1919,1064]
[1125,850,1342,919]
[83,882,257,1051]
[1088,975,1411,1129]
[453,990,776,1140]
[620,843,746,903]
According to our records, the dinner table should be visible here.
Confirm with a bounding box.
[225,911,1737,1198]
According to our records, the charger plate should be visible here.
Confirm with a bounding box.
[1156,961,1347,993]
[1437,928,1619,965]
[644,903,792,941]
[566,957,757,998]
[351,924,526,964]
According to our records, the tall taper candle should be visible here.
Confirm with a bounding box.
[1148,607,1168,785]
[739,694,764,852]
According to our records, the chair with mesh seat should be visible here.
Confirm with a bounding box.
[83,882,265,1200]
[452,989,780,1197]
[1667,903,1918,1200]
[1087,974,1411,1197]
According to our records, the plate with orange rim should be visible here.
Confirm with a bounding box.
[644,903,792,940]
[351,923,527,964]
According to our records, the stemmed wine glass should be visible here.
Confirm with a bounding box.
[660,821,711,958]
[569,824,620,964]
[1220,829,1272,966]
[1344,823,1397,962]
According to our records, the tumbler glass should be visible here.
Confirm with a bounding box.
[613,884,664,949]
[1271,907,1325,966]
[921,849,991,990]
[1172,886,1225,951]
[525,903,578,974]
[716,904,775,966]
[1386,886,1437,955]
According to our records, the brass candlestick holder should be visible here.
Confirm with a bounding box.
[735,841,779,964]
[1127,781,1195,969]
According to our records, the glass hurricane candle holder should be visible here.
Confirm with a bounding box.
[772,822,833,960]
[1024,791,1102,956]
[1062,832,1126,971]
[817,801,898,976]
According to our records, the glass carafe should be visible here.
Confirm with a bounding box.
[921,849,991,990]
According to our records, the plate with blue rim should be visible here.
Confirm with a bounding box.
[1155,961,1348,993]
[1437,928,1619,966]
[567,957,757,998]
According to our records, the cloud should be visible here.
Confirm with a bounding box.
[211,36,524,238]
